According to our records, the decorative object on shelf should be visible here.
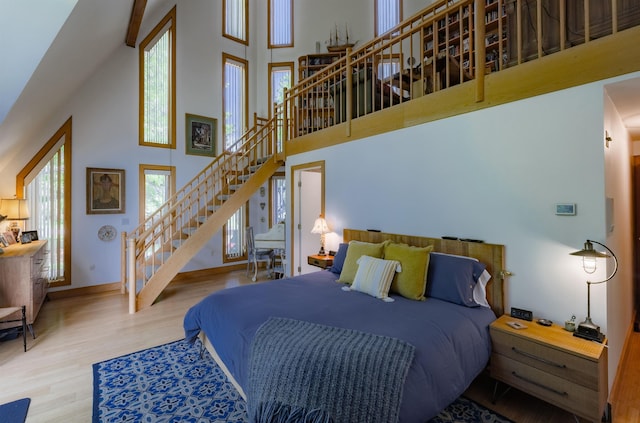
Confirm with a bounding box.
[87,168,125,215]
[0,198,29,242]
[98,225,117,242]
[569,239,618,343]
[185,113,217,157]
[310,216,330,256]
[326,23,356,52]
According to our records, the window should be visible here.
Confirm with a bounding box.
[268,0,293,48]
[223,0,248,44]
[270,173,286,226]
[223,53,248,151]
[139,164,176,224]
[139,6,176,148]
[223,205,247,262]
[19,118,72,287]
[268,62,293,113]
[375,0,402,36]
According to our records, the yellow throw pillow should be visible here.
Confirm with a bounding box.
[337,240,387,284]
[384,242,433,300]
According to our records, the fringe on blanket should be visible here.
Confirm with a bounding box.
[251,400,334,423]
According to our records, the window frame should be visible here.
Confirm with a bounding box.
[139,6,176,149]
[268,0,294,48]
[222,0,249,45]
[138,164,176,225]
[374,0,403,37]
[222,53,249,151]
[269,172,286,227]
[17,117,72,287]
[267,61,294,116]
[223,204,249,263]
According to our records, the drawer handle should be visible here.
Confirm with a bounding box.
[511,347,567,369]
[512,371,568,397]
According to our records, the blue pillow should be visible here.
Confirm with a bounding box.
[329,243,349,274]
[426,252,486,307]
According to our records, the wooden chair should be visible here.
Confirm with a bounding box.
[0,306,28,352]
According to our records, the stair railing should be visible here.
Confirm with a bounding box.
[122,113,283,312]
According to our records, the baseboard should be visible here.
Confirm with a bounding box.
[47,264,247,299]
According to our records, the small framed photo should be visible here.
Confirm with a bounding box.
[20,233,32,244]
[87,168,126,214]
[22,230,38,242]
[0,234,8,248]
[3,231,16,245]
[185,113,217,157]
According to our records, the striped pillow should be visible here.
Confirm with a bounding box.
[345,255,401,301]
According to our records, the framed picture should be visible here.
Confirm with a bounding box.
[20,233,32,244]
[22,230,38,242]
[3,231,16,245]
[0,234,7,248]
[185,113,217,157]
[87,167,126,214]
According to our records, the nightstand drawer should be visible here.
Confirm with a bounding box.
[491,354,600,420]
[307,255,333,269]
[491,329,599,389]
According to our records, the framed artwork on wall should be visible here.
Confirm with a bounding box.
[185,113,217,157]
[87,167,125,214]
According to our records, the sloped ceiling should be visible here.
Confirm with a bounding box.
[0,0,165,173]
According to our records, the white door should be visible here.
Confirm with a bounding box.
[294,169,322,274]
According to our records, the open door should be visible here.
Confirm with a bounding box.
[291,161,325,275]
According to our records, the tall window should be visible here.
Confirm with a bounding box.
[268,0,293,48]
[375,0,402,36]
[223,0,248,44]
[139,164,176,224]
[19,118,72,287]
[139,6,176,148]
[270,174,286,226]
[268,62,293,113]
[223,205,247,262]
[223,53,248,151]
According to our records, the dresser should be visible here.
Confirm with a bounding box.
[0,240,49,326]
[490,314,608,422]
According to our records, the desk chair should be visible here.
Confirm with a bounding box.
[0,306,28,352]
[246,226,274,282]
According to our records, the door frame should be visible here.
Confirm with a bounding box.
[290,161,325,276]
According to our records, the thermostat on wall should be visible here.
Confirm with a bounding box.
[555,203,576,216]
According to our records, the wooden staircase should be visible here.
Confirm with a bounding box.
[122,115,285,312]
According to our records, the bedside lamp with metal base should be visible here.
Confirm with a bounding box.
[569,240,618,343]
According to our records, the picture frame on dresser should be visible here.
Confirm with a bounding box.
[3,231,16,245]
[21,230,38,242]
[0,234,7,248]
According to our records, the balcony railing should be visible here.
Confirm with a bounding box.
[278,0,640,140]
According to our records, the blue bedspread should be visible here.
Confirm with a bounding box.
[184,270,496,423]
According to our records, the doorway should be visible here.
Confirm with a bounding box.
[291,161,325,275]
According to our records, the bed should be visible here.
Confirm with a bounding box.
[184,229,507,422]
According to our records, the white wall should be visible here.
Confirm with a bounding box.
[287,72,640,391]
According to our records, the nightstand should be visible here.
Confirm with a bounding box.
[307,254,333,269]
[490,314,608,422]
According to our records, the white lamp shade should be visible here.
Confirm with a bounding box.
[0,199,30,220]
[310,217,329,234]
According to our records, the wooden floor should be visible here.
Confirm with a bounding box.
[1,270,638,422]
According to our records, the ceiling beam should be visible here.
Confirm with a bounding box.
[126,0,147,47]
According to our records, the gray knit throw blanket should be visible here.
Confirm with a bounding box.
[247,317,415,423]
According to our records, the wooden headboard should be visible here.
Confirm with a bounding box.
[343,229,507,316]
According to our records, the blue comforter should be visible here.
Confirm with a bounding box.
[184,270,496,422]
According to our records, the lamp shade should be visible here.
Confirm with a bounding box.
[310,217,329,234]
[0,199,29,220]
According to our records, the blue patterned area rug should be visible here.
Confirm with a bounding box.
[93,339,512,423]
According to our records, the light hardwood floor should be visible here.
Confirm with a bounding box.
[0,270,638,422]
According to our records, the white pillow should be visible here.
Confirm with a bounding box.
[342,255,401,302]
[473,269,492,308]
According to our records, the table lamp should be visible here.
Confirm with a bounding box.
[569,239,618,343]
[0,198,30,243]
[311,216,330,255]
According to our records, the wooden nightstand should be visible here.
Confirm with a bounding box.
[490,314,608,422]
[307,254,333,269]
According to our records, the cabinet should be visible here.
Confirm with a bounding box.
[297,52,345,135]
[0,240,49,327]
[490,314,608,422]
